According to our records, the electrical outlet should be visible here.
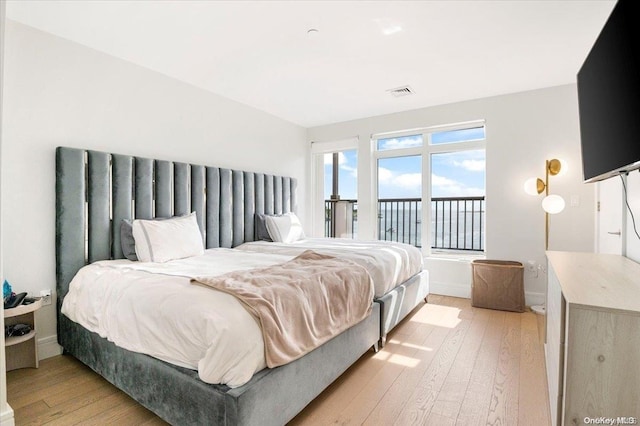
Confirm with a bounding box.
[40,289,52,306]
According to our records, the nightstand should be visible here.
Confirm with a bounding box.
[4,298,42,370]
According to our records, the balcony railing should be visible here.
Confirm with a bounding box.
[325,196,485,251]
[431,196,484,251]
[325,199,358,238]
[377,198,422,248]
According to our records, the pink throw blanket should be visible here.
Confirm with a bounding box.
[192,250,373,367]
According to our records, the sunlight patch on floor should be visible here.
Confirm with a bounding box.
[373,351,391,361]
[410,303,462,328]
[389,339,433,352]
[386,353,420,368]
[397,341,434,352]
[372,346,421,367]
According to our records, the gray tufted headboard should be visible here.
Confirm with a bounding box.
[55,146,297,310]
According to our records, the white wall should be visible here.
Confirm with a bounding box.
[308,84,595,305]
[594,173,640,262]
[624,174,640,262]
[1,3,15,426]
[1,21,307,358]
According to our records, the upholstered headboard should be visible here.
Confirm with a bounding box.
[55,146,297,308]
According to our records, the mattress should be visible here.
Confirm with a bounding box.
[61,248,296,388]
[236,238,423,298]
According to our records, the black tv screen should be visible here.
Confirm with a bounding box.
[577,0,640,183]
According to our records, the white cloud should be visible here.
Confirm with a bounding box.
[378,169,483,198]
[393,173,422,189]
[341,164,358,178]
[378,136,422,150]
[432,174,458,187]
[378,170,422,197]
[378,167,393,183]
[432,174,483,197]
[453,159,485,172]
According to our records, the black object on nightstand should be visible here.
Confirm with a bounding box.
[4,292,27,309]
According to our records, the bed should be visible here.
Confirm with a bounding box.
[55,147,381,425]
[236,238,429,346]
[56,147,428,425]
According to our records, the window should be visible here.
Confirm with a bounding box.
[373,123,486,255]
[324,150,358,238]
[431,149,485,251]
[431,126,485,144]
[374,134,425,248]
[324,150,358,202]
[377,155,422,247]
[310,137,359,239]
[377,134,423,151]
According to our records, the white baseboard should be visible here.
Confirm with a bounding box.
[429,281,471,299]
[38,335,63,360]
[1,405,15,426]
[430,282,546,308]
[524,291,546,307]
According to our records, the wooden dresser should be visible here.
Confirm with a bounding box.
[546,251,640,426]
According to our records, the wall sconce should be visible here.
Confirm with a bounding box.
[523,159,565,249]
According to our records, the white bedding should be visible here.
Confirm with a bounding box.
[235,238,423,298]
[61,248,295,388]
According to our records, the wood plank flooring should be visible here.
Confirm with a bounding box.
[6,295,550,425]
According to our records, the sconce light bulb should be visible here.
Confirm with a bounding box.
[542,194,565,214]
[524,177,545,196]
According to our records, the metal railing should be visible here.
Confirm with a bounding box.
[325,196,485,251]
[431,196,484,251]
[377,198,422,248]
[325,199,358,238]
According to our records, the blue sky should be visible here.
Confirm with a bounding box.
[324,128,485,200]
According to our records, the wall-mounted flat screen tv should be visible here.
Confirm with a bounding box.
[577,0,640,183]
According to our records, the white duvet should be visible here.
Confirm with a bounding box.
[236,238,423,298]
[61,248,294,388]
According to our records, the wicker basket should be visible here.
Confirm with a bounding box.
[471,260,525,312]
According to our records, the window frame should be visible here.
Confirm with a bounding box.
[372,121,486,255]
[310,137,359,238]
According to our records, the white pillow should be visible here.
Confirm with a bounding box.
[132,212,204,262]
[265,212,306,244]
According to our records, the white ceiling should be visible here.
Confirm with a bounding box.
[6,0,616,128]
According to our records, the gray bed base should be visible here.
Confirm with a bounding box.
[55,146,380,425]
[58,304,379,426]
[376,270,429,346]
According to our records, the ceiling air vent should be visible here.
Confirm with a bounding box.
[387,85,415,97]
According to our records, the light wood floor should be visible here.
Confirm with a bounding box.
[6,295,550,425]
